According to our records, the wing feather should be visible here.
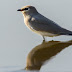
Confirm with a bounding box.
[29,14,72,35]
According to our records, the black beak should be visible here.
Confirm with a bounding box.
[17,9,22,11]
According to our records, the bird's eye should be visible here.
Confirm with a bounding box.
[24,8,29,11]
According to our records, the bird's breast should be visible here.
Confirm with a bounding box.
[24,16,31,29]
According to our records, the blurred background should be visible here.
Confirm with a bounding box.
[0,0,72,71]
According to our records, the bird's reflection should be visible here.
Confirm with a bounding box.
[25,40,72,71]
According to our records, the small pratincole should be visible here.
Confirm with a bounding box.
[17,5,72,41]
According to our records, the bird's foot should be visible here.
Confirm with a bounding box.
[51,40,54,41]
[42,39,46,43]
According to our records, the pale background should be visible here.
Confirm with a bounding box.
[0,0,72,71]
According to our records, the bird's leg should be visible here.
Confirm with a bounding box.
[42,36,45,42]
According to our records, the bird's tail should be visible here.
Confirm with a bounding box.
[59,29,72,36]
[61,32,72,36]
[68,33,72,35]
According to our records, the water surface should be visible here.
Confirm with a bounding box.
[0,0,72,72]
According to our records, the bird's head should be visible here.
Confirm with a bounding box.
[17,5,38,16]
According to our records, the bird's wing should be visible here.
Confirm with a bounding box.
[29,14,72,35]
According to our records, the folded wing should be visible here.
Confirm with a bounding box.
[29,13,72,35]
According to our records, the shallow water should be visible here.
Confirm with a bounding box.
[0,40,72,72]
[0,0,72,72]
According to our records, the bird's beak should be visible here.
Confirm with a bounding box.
[17,9,22,11]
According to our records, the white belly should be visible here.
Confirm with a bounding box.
[32,30,58,37]
[28,26,58,37]
[25,24,58,37]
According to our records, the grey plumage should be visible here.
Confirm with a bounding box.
[29,13,72,35]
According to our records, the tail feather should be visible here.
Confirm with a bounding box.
[68,33,72,35]
[59,30,72,36]
[59,28,72,36]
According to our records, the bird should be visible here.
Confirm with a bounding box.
[17,5,72,41]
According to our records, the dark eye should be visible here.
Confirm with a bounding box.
[24,8,29,10]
